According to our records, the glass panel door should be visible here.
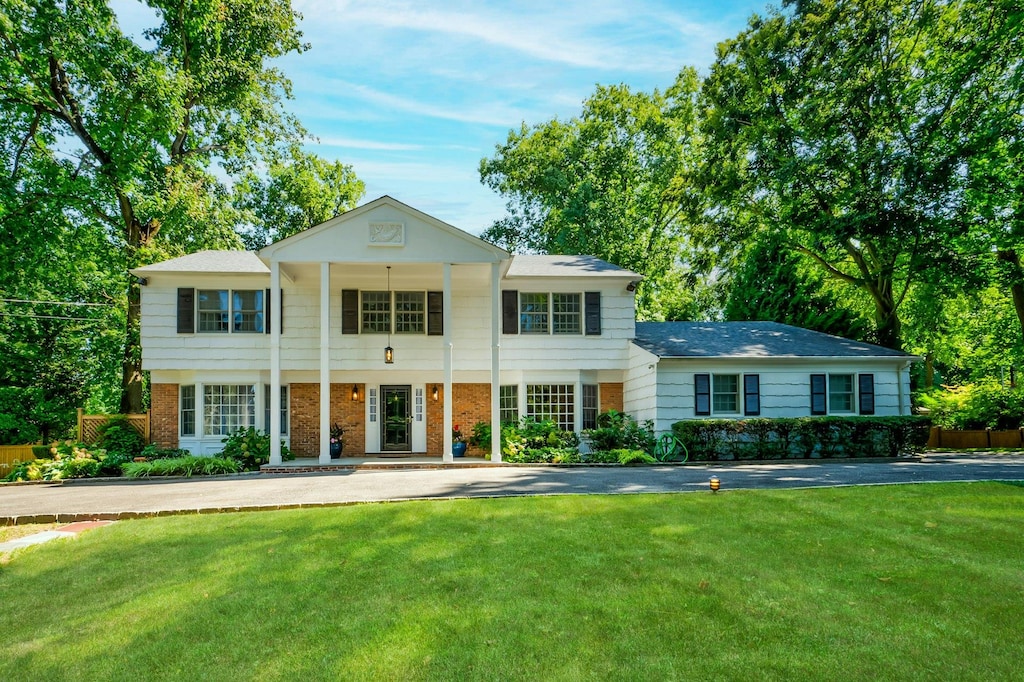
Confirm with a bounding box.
[381,385,411,451]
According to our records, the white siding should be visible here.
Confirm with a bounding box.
[623,343,659,428]
[652,359,912,432]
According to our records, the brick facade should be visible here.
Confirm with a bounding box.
[288,383,367,457]
[151,383,179,448]
[599,382,624,414]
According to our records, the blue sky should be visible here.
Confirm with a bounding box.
[115,0,767,234]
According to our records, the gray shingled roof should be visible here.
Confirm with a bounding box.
[634,321,913,359]
[505,254,642,279]
[133,250,269,274]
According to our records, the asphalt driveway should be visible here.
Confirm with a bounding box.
[1,452,1022,524]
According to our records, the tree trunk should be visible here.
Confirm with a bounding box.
[996,250,1024,341]
[117,196,147,414]
[865,280,903,351]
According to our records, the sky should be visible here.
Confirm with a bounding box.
[114,0,767,235]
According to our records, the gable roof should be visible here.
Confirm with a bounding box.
[258,195,509,263]
[505,255,642,279]
[132,250,268,275]
[634,321,914,359]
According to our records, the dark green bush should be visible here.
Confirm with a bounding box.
[122,456,241,478]
[140,444,192,460]
[95,416,145,458]
[220,427,294,471]
[583,410,656,453]
[672,417,931,461]
[469,421,492,450]
[503,446,581,464]
[501,417,579,460]
[3,441,123,481]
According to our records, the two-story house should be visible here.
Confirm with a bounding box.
[133,196,916,464]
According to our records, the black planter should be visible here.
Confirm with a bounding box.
[330,442,342,459]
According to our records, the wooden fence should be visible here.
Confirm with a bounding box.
[928,426,1024,449]
[0,444,40,474]
[77,409,151,444]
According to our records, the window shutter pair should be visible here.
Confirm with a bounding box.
[177,287,280,334]
[501,290,601,334]
[809,373,875,415]
[694,373,760,416]
[342,290,443,334]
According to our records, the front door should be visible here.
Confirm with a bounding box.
[381,385,412,451]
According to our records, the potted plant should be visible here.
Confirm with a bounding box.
[452,424,467,457]
[330,423,344,459]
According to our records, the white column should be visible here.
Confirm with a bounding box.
[490,261,502,462]
[443,263,454,462]
[319,262,332,463]
[269,260,282,465]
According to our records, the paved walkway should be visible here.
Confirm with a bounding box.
[1,453,1022,526]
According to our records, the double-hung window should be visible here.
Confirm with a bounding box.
[552,294,582,334]
[828,374,855,414]
[394,292,425,333]
[712,374,740,414]
[582,384,599,430]
[263,385,289,435]
[499,385,519,424]
[361,291,391,333]
[520,293,549,334]
[197,289,264,333]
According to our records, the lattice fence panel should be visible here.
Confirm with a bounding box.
[78,410,150,444]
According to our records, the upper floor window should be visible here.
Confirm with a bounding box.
[552,294,582,334]
[361,291,426,334]
[197,289,264,333]
[520,293,549,334]
[503,290,600,336]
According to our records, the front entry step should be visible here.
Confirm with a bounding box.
[260,457,504,474]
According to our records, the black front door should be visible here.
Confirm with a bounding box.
[381,385,411,451]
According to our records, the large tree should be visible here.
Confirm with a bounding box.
[480,69,708,319]
[0,0,310,412]
[699,0,1016,349]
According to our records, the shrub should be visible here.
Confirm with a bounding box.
[3,441,125,481]
[614,449,657,465]
[469,422,492,450]
[140,444,192,460]
[583,410,656,454]
[503,446,581,464]
[220,428,294,471]
[122,456,241,478]
[501,417,579,461]
[917,382,1024,430]
[672,417,931,461]
[95,416,145,458]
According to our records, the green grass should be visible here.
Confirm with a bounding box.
[1,483,1021,680]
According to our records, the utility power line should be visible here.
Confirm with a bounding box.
[0,312,106,322]
[0,297,114,307]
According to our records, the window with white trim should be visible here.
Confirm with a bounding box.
[552,294,582,334]
[197,290,264,333]
[500,385,519,424]
[712,374,740,414]
[263,385,289,435]
[394,292,425,333]
[828,374,855,413]
[203,385,256,436]
[582,384,599,430]
[361,291,391,333]
[520,293,549,334]
[180,385,196,436]
[526,384,575,432]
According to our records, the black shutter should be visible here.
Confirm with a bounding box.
[743,374,761,416]
[502,290,518,334]
[584,291,601,335]
[342,290,359,334]
[859,374,875,415]
[695,373,711,416]
[427,291,443,336]
[810,374,827,415]
[264,288,283,335]
[176,288,195,334]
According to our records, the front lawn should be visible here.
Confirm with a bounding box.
[1,483,1021,680]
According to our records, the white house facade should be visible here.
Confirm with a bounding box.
[133,196,917,463]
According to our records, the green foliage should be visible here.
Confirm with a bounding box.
[480,69,715,319]
[502,447,581,464]
[724,234,871,341]
[2,441,125,481]
[469,422,492,450]
[140,445,193,460]
[94,416,145,458]
[583,410,656,454]
[220,427,293,471]
[121,456,241,478]
[917,382,1024,430]
[500,417,579,461]
[614,449,657,465]
[672,417,931,461]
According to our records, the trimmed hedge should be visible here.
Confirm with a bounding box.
[671,416,931,461]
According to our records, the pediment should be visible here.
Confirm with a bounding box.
[259,196,508,264]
